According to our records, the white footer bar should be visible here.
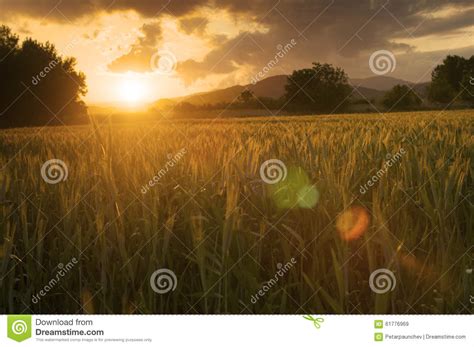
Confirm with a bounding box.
[1,315,472,346]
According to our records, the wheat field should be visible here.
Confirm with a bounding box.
[0,110,472,314]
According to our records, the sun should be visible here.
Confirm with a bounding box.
[117,77,148,104]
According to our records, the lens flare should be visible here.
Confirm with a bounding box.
[336,206,370,241]
[267,166,319,209]
[397,251,437,283]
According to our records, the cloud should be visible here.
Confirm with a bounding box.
[108,21,162,73]
[178,32,269,84]
[407,8,474,37]
[3,0,474,83]
[174,0,474,83]
[178,16,209,35]
[0,0,206,21]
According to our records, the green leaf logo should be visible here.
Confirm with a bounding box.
[7,315,32,342]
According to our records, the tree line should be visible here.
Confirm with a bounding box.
[0,24,473,127]
[171,56,474,115]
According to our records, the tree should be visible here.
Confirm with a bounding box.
[238,90,255,104]
[428,55,474,104]
[284,63,352,113]
[382,84,422,110]
[0,25,87,127]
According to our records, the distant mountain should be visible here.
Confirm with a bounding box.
[249,75,288,98]
[151,75,429,108]
[176,85,246,105]
[170,75,287,106]
[350,76,413,91]
[350,86,385,101]
[411,82,431,98]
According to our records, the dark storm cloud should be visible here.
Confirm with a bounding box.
[175,0,474,82]
[2,0,473,81]
[0,0,205,21]
[178,32,272,85]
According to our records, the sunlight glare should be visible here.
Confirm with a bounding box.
[118,77,147,104]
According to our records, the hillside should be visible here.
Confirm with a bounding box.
[151,75,426,108]
[350,76,413,90]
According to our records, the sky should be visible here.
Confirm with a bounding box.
[1,0,473,105]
